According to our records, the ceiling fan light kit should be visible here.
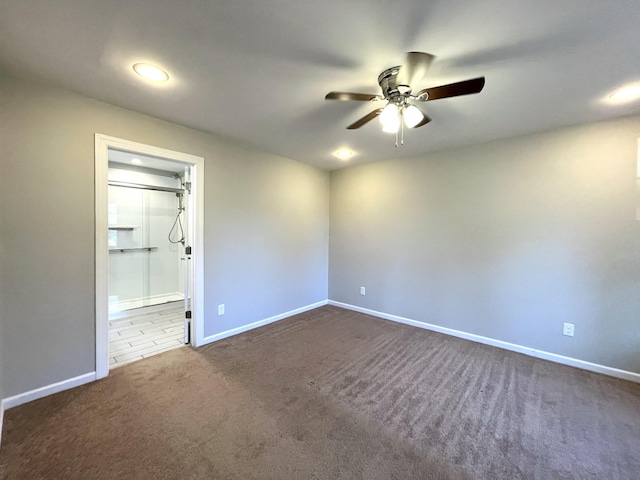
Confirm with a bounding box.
[325,52,485,147]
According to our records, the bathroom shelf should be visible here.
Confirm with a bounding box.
[109,247,158,253]
[108,225,137,230]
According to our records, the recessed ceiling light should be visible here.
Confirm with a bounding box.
[132,63,169,82]
[131,158,142,165]
[608,83,640,103]
[333,149,354,160]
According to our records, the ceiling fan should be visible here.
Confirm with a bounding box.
[325,52,485,146]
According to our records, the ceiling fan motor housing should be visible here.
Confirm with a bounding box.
[378,66,410,105]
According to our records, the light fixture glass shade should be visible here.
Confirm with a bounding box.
[403,104,424,128]
[380,104,400,133]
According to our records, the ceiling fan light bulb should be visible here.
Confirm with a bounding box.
[403,105,424,128]
[382,121,399,133]
[380,104,400,132]
[380,103,398,124]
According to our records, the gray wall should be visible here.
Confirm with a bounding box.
[0,75,329,398]
[2,71,638,402]
[330,116,640,374]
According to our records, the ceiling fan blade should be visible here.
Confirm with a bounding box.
[416,77,485,101]
[397,52,435,91]
[325,91,381,101]
[347,108,383,129]
[413,113,432,128]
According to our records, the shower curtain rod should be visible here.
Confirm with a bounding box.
[108,180,184,194]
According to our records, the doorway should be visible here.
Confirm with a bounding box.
[95,135,204,379]
[107,155,188,367]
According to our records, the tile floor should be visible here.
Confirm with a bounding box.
[109,302,185,368]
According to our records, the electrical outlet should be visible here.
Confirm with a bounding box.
[563,322,574,337]
[360,286,366,296]
[218,304,225,316]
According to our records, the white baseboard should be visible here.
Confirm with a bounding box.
[1,372,97,411]
[109,292,184,315]
[328,300,640,384]
[201,300,328,346]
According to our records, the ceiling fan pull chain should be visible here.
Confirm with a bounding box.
[400,109,405,146]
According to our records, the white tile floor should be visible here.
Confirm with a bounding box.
[109,302,185,368]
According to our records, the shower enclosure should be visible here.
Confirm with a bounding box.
[107,166,186,315]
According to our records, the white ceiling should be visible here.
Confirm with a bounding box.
[2,0,640,170]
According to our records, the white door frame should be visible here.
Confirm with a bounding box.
[95,134,205,379]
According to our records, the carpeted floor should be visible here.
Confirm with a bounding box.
[1,305,639,479]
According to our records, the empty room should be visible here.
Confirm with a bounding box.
[0,1,639,479]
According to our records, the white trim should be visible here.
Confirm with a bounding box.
[109,292,184,314]
[200,300,328,346]
[95,134,205,378]
[636,137,640,178]
[0,398,4,447]
[95,135,109,379]
[328,300,640,384]
[1,373,96,410]
[190,155,205,348]
[108,300,184,321]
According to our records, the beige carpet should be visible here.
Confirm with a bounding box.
[1,305,639,479]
